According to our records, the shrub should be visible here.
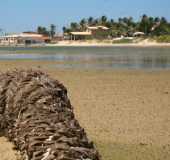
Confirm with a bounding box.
[155,35,170,43]
[112,38,133,44]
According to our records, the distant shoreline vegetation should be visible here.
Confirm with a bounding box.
[63,15,170,37]
[0,14,170,44]
[61,15,170,42]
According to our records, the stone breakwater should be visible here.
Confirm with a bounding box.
[0,70,100,160]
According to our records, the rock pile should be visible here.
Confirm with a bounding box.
[0,70,100,160]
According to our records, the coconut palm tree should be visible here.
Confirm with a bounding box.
[80,18,87,31]
[94,19,99,25]
[161,17,167,24]
[100,16,107,25]
[50,24,56,38]
[138,14,150,34]
[88,17,94,26]
[70,22,80,31]
[37,26,49,36]
[0,28,2,35]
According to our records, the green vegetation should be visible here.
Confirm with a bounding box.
[49,24,56,38]
[154,35,170,43]
[112,39,134,44]
[63,15,170,38]
[1,15,170,43]
[37,24,56,37]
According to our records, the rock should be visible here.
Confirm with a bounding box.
[0,69,100,160]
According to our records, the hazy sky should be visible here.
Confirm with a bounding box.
[0,0,170,33]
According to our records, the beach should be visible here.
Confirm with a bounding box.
[46,40,170,47]
[1,40,170,48]
[0,60,170,160]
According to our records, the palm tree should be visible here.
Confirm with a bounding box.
[100,16,107,25]
[122,17,129,24]
[88,17,94,26]
[70,22,79,31]
[138,14,150,34]
[62,26,66,33]
[50,24,56,38]
[62,27,71,34]
[154,17,160,23]
[110,19,114,25]
[118,18,123,24]
[61,15,170,37]
[161,17,167,24]
[0,28,3,35]
[37,26,49,36]
[80,19,87,31]
[127,17,134,26]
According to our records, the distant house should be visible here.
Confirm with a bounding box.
[0,34,19,45]
[70,32,92,40]
[87,26,109,32]
[68,25,110,40]
[87,26,110,39]
[0,32,50,45]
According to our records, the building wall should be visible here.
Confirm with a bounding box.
[0,36,45,46]
[0,37,18,45]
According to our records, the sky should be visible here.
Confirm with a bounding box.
[0,0,170,33]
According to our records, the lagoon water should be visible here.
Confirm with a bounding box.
[0,46,170,70]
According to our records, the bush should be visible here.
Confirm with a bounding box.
[112,38,133,44]
[155,35,170,43]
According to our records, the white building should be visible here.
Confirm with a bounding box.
[0,32,49,46]
[68,25,110,40]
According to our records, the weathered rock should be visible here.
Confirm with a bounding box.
[0,69,100,160]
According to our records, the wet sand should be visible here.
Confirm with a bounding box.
[0,60,170,160]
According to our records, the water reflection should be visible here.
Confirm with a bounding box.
[0,46,170,70]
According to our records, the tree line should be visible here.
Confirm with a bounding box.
[37,24,56,38]
[1,14,170,38]
[63,15,170,37]
[0,25,57,37]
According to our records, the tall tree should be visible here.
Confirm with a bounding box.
[70,22,80,31]
[62,26,66,33]
[110,19,114,25]
[37,26,49,36]
[80,19,87,31]
[62,15,170,37]
[161,17,167,24]
[100,16,107,25]
[94,19,99,25]
[152,17,170,35]
[88,17,94,26]
[138,14,153,35]
[50,24,56,38]
[154,17,160,23]
[0,28,2,35]
[62,26,71,34]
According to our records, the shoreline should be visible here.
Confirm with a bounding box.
[0,42,170,48]
[46,41,170,47]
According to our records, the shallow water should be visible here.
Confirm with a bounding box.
[0,46,170,70]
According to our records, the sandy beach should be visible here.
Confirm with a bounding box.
[45,40,170,47]
[1,40,170,48]
[0,61,170,160]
